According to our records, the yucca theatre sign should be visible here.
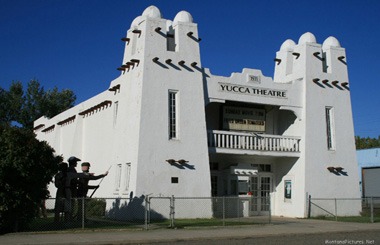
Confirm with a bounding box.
[219,83,287,98]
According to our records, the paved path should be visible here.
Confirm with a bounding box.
[1,218,380,245]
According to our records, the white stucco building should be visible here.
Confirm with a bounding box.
[34,6,361,218]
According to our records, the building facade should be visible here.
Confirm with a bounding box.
[357,148,380,198]
[34,6,361,218]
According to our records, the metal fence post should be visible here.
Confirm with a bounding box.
[81,197,85,229]
[222,196,225,226]
[334,198,337,221]
[269,195,272,224]
[170,195,175,228]
[307,195,311,218]
[237,196,240,220]
[370,197,374,223]
[144,195,148,230]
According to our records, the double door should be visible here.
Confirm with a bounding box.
[249,175,272,215]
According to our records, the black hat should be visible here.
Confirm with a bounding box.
[81,162,91,167]
[68,156,81,163]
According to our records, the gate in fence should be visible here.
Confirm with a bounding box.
[308,195,380,223]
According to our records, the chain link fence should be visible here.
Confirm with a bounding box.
[308,196,380,223]
[27,196,271,232]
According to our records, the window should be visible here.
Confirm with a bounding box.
[168,90,178,139]
[258,164,271,172]
[171,177,179,184]
[123,163,131,193]
[325,107,335,150]
[167,32,176,51]
[211,176,218,196]
[113,101,119,127]
[114,164,122,192]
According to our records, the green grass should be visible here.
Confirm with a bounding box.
[312,208,380,223]
[150,218,258,228]
[26,216,145,232]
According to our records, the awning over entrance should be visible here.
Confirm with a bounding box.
[231,163,258,175]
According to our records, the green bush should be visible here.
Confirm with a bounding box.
[86,198,106,217]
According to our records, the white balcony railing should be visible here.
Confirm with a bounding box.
[208,130,300,152]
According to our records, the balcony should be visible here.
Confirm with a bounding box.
[207,130,301,157]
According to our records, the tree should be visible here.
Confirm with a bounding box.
[0,83,23,126]
[0,125,62,233]
[0,79,76,232]
[355,136,380,149]
[0,80,76,129]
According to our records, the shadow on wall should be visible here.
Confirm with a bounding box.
[107,194,165,221]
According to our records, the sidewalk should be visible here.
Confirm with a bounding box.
[1,218,380,245]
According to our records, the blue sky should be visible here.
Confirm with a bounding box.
[0,0,379,137]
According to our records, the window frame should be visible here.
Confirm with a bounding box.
[325,106,335,150]
[168,90,179,140]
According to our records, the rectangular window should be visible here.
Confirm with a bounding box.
[171,177,179,184]
[168,90,178,139]
[123,163,131,193]
[113,101,119,127]
[211,176,218,196]
[167,32,176,51]
[114,164,122,192]
[325,107,335,150]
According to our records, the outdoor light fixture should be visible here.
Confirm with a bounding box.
[177,159,188,164]
[327,167,335,173]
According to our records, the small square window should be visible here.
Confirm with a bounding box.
[171,177,179,184]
